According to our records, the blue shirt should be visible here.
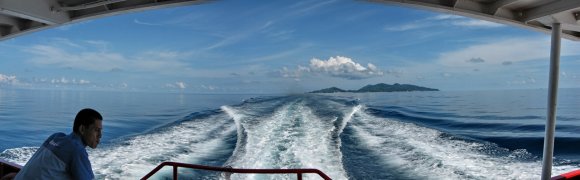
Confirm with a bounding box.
[15,132,94,180]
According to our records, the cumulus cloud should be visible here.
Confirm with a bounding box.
[276,56,384,80]
[308,56,384,80]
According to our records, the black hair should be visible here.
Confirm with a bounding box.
[73,108,103,133]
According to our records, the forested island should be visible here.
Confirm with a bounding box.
[310,83,439,93]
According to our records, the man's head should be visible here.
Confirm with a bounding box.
[73,108,103,149]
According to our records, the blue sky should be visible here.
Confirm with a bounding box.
[0,0,579,93]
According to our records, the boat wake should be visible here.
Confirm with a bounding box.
[1,95,578,179]
[221,96,359,179]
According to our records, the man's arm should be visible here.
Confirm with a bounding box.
[70,150,95,180]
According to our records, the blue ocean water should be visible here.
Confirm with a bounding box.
[1,88,579,179]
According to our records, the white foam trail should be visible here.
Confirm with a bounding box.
[90,113,236,179]
[224,100,353,179]
[0,147,38,165]
[350,108,578,179]
[337,104,362,136]
[1,113,236,179]
[222,106,245,150]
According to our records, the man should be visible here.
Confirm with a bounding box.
[14,108,103,180]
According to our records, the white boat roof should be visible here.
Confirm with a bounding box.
[371,0,580,41]
[0,0,208,41]
[1,0,580,41]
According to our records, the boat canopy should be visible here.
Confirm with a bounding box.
[371,0,580,41]
[1,0,579,41]
[0,0,208,41]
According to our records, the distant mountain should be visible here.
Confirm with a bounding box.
[310,87,348,93]
[356,83,438,92]
[310,83,438,93]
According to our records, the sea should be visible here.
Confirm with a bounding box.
[0,88,579,179]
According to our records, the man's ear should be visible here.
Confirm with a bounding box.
[79,125,86,135]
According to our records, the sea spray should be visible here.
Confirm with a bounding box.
[89,112,236,179]
[346,109,578,179]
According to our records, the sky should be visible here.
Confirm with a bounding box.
[0,0,579,94]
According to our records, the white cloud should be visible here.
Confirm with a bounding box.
[79,79,90,84]
[279,66,302,79]
[0,74,19,85]
[451,19,504,28]
[432,14,504,28]
[438,37,580,67]
[134,19,163,26]
[289,0,338,16]
[24,40,193,75]
[176,82,186,89]
[308,56,383,79]
[278,56,384,80]
[201,85,217,90]
[385,23,426,31]
[248,44,311,64]
[507,77,536,85]
[430,14,464,20]
[439,38,549,66]
[560,72,578,79]
[45,77,91,85]
[386,14,504,32]
[166,82,186,89]
[85,40,109,52]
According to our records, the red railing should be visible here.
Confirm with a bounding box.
[552,169,580,180]
[141,161,332,180]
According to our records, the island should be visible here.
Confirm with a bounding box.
[309,83,439,93]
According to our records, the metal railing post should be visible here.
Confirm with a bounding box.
[173,166,178,180]
[141,162,332,180]
[541,22,561,180]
